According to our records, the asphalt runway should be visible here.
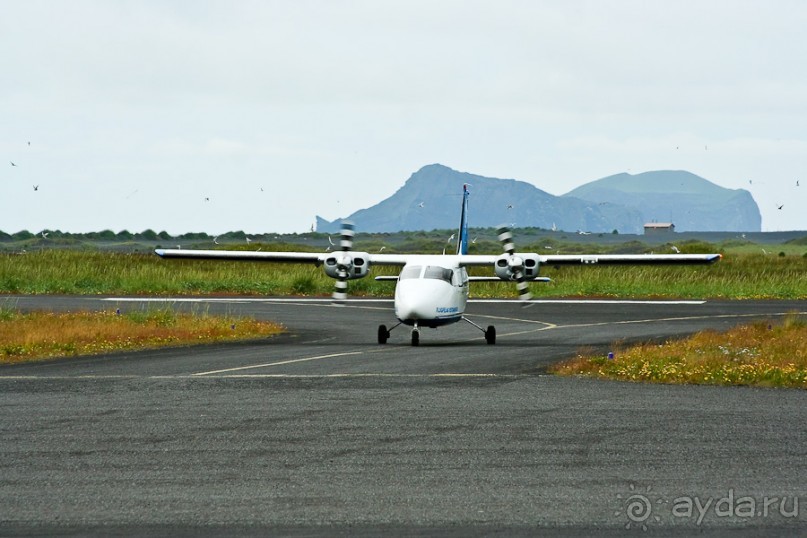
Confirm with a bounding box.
[1,295,807,536]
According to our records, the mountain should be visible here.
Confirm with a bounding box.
[563,170,761,232]
[316,165,761,234]
[316,164,644,233]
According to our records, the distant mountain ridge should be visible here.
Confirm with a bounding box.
[316,164,761,234]
[564,170,761,232]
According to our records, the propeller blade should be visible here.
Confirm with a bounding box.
[497,226,515,255]
[333,274,348,303]
[332,221,355,304]
[514,273,533,302]
[339,220,355,251]
[496,224,533,304]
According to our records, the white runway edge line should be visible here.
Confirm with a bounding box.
[190,373,525,379]
[192,351,365,376]
[471,299,706,305]
[102,298,705,305]
[102,298,393,303]
[0,373,530,380]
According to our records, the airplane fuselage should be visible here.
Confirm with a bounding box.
[393,256,468,328]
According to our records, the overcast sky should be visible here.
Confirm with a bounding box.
[2,0,805,235]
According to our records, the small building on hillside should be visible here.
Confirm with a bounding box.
[644,222,675,235]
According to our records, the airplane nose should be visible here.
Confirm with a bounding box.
[394,280,455,321]
[395,295,425,321]
[394,283,432,321]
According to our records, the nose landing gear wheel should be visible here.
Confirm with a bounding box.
[378,324,389,344]
[485,325,496,345]
[411,329,420,346]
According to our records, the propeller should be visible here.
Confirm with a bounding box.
[332,221,355,304]
[323,220,370,304]
[496,224,533,303]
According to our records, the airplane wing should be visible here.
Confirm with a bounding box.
[155,249,326,264]
[539,253,722,265]
[453,253,722,267]
[155,249,720,267]
[155,249,422,266]
[468,276,552,282]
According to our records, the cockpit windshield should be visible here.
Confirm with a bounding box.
[423,266,453,284]
[399,265,454,284]
[399,265,422,280]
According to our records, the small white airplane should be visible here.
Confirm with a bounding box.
[156,185,721,346]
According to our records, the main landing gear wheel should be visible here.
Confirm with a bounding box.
[377,324,389,344]
[411,329,420,346]
[462,317,497,345]
[485,325,496,345]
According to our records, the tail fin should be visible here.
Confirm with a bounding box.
[456,184,470,255]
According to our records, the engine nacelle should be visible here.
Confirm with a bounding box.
[323,251,371,280]
[494,253,541,281]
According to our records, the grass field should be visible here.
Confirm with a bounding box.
[1,246,806,299]
[0,304,282,364]
[551,315,807,389]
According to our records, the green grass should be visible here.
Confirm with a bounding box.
[551,315,807,389]
[1,248,805,299]
[534,254,807,299]
[0,304,283,364]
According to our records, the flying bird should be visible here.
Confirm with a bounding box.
[418,202,424,208]
[213,236,219,245]
[10,161,16,166]
[41,232,49,238]
[797,180,800,187]
[246,237,252,244]
[777,204,784,210]
[33,185,39,191]
[670,245,680,253]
